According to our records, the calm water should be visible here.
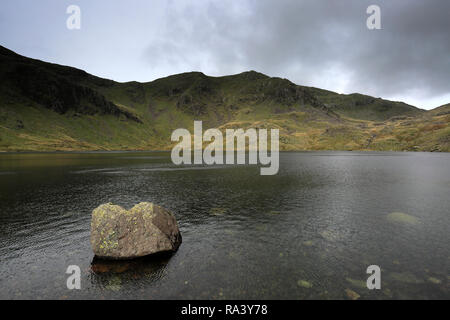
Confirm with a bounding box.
[0,151,448,300]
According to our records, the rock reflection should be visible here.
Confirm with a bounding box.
[90,252,173,284]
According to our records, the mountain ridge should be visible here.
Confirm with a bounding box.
[0,45,448,152]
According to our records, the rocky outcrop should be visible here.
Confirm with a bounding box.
[0,46,141,123]
[90,202,182,260]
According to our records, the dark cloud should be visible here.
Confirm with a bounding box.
[144,0,450,108]
[3,0,447,108]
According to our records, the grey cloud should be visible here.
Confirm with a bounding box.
[143,0,450,108]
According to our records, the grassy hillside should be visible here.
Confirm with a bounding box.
[0,45,448,152]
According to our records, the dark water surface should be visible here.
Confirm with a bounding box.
[0,151,448,299]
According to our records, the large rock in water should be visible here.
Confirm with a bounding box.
[90,202,182,260]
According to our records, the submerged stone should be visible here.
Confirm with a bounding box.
[90,202,182,260]
[345,288,360,300]
[210,207,227,216]
[427,277,441,284]
[105,276,122,291]
[320,230,340,242]
[297,280,313,288]
[383,288,393,298]
[386,212,419,225]
[346,277,367,289]
[389,272,423,284]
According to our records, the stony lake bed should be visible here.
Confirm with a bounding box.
[0,151,449,299]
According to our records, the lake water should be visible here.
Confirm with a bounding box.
[0,151,448,299]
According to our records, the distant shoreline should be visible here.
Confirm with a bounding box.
[0,149,448,154]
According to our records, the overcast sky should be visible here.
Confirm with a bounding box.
[1,0,449,109]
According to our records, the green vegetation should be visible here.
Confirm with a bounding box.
[0,46,448,152]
